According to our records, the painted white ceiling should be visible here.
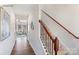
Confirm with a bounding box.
[12,4,38,19]
[12,4,38,15]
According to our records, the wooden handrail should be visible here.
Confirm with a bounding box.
[39,20,54,41]
[41,10,79,39]
[39,20,59,55]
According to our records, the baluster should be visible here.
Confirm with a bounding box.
[47,36,49,54]
[47,37,50,53]
[42,26,44,43]
[41,26,43,42]
[52,39,53,55]
[48,37,51,54]
[43,27,46,44]
[49,37,51,54]
[44,29,47,49]
[48,36,50,54]
[50,39,52,55]
[48,35,50,54]
[40,25,42,39]
[41,26,43,41]
[45,33,48,54]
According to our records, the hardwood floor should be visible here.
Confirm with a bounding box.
[11,35,35,55]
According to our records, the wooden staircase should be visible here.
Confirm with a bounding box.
[39,10,79,55]
[39,20,59,55]
[39,20,69,55]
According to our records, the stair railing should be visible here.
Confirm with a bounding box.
[39,20,59,55]
[41,10,79,39]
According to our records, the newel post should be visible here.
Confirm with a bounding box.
[54,37,59,55]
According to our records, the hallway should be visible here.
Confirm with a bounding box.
[11,35,35,55]
[1,4,79,55]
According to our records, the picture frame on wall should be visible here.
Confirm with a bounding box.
[0,8,10,41]
[31,21,34,30]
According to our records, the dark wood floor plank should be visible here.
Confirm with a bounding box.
[11,36,35,55]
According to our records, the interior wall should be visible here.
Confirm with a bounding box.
[39,4,79,54]
[40,4,79,37]
[27,5,45,55]
[0,7,15,55]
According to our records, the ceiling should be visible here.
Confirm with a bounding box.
[12,4,38,20]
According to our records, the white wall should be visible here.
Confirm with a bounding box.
[27,5,45,55]
[0,7,15,55]
[40,4,79,37]
[40,5,79,54]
